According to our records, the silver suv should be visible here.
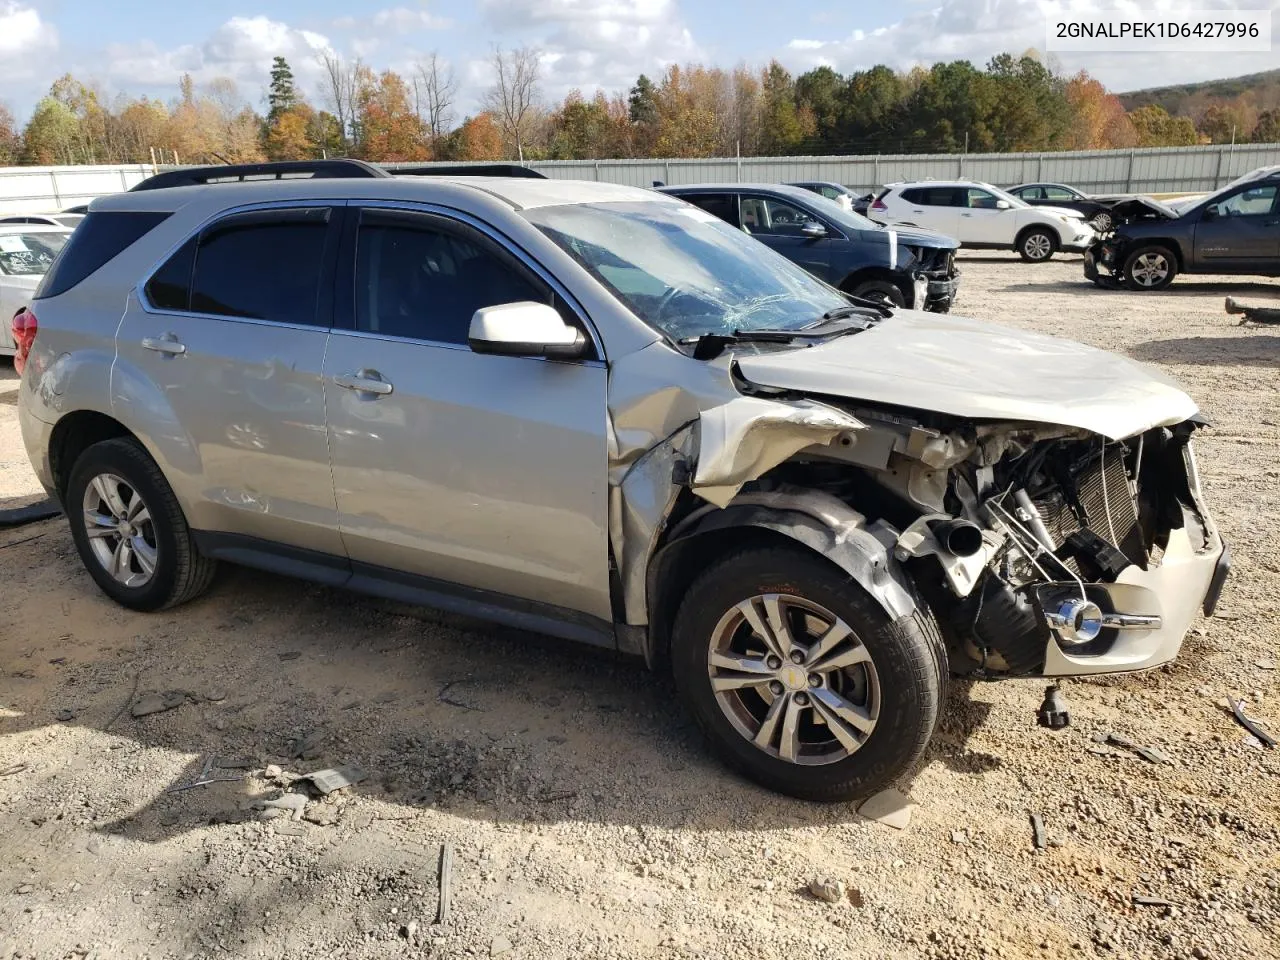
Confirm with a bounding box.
[16,160,1229,802]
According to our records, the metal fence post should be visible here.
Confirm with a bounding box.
[1038,153,1044,181]
[594,160,600,182]
[665,159,671,185]
[874,155,880,187]
[1125,150,1135,192]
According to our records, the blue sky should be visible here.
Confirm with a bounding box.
[4,0,1279,124]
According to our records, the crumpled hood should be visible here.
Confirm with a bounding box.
[1110,197,1180,222]
[733,310,1199,440]
[871,225,959,250]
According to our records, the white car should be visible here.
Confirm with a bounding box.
[0,213,85,230]
[0,225,70,356]
[868,180,1094,262]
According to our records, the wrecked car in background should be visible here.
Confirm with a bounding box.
[17,161,1228,803]
[1086,164,1280,290]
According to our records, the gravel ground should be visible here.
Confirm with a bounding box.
[2,251,1278,960]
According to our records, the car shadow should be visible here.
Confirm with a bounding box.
[999,279,1280,298]
[1129,334,1280,368]
[2,519,1006,846]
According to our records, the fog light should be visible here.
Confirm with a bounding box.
[1046,597,1104,645]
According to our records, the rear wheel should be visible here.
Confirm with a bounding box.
[671,545,945,802]
[1017,227,1058,262]
[66,438,216,611]
[1122,245,1177,291]
[848,279,905,308]
[1089,210,1113,233]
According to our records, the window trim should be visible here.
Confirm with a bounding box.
[136,198,342,332]
[336,200,605,363]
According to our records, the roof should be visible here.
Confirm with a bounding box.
[660,183,821,202]
[91,175,667,214]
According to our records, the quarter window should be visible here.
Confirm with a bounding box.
[354,209,552,345]
[186,207,330,325]
[145,237,196,311]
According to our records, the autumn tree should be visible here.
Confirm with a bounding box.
[20,98,79,164]
[446,113,505,161]
[1128,104,1199,146]
[412,53,457,155]
[1197,100,1255,143]
[757,61,811,155]
[1064,71,1136,149]
[483,45,543,160]
[0,103,23,163]
[356,70,428,161]
[1252,109,1280,143]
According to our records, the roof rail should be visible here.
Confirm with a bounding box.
[129,159,391,192]
[389,164,547,179]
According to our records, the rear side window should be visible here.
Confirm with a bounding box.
[903,187,962,206]
[36,211,171,299]
[187,208,330,326]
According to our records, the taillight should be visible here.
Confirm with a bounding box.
[870,199,888,212]
[11,307,36,375]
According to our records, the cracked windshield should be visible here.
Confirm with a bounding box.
[525,200,853,340]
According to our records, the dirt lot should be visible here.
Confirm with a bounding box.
[2,252,1278,960]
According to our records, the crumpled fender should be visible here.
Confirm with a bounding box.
[642,487,919,665]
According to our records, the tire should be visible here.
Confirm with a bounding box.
[66,437,217,611]
[1017,227,1058,262]
[1089,210,1113,233]
[848,279,906,308]
[670,545,945,802]
[1122,245,1177,291]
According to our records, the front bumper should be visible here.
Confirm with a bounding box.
[1061,225,1096,251]
[1084,242,1123,287]
[1040,524,1227,676]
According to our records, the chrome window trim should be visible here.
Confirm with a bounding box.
[348,199,606,362]
[135,198,343,327]
[326,326,606,368]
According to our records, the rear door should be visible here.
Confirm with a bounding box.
[738,194,835,281]
[322,205,612,621]
[680,192,741,229]
[1193,184,1280,269]
[114,204,344,556]
[896,187,960,237]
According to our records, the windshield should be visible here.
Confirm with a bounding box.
[799,191,880,231]
[0,232,67,276]
[523,200,851,341]
[978,183,1029,208]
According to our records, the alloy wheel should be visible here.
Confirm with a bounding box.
[1023,233,1053,260]
[707,593,881,766]
[1091,212,1113,232]
[1130,252,1170,287]
[81,473,158,587]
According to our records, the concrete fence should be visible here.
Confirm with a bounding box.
[5,143,1280,213]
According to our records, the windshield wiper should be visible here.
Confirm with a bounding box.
[834,296,895,318]
[681,317,874,360]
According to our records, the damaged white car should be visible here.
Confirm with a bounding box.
[18,165,1229,802]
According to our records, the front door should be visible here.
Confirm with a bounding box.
[738,195,834,281]
[113,205,343,555]
[958,187,1013,245]
[1194,184,1280,269]
[322,206,612,621]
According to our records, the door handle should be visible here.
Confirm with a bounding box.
[142,335,186,356]
[334,371,394,396]
[960,213,973,218]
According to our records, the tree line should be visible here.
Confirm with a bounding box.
[2,49,1278,169]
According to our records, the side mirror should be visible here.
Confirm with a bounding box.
[1202,204,1218,220]
[801,221,828,238]
[468,301,587,360]
[995,199,1011,210]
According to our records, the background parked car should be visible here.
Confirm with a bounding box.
[869,180,1094,262]
[786,181,860,212]
[0,224,71,357]
[662,183,961,310]
[1007,183,1121,232]
[1085,164,1280,290]
[0,213,85,230]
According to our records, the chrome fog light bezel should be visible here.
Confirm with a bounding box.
[1047,597,1104,645]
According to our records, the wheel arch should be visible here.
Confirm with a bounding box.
[838,267,911,302]
[1122,237,1185,271]
[644,495,919,671]
[1017,222,1062,248]
[48,410,137,501]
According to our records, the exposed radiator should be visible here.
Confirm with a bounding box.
[1034,448,1145,568]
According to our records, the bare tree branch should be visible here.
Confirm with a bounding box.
[482,45,543,161]
[319,52,360,152]
[412,53,458,153]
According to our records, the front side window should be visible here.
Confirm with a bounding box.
[740,197,820,236]
[523,200,851,342]
[1218,185,1278,217]
[966,188,999,209]
[1043,186,1077,201]
[186,207,330,325]
[355,209,550,344]
[0,232,67,276]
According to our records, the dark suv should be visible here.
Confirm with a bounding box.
[660,184,960,311]
[1086,165,1280,290]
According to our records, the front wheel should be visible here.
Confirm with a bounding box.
[671,546,945,802]
[1090,210,1113,233]
[848,279,906,308]
[1122,245,1177,290]
[1017,228,1058,262]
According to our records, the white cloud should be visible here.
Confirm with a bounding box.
[0,1,58,76]
[103,16,336,101]
[372,7,452,30]
[475,0,703,103]
[781,0,1280,92]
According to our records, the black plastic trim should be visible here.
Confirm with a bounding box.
[130,160,390,192]
[1203,541,1231,617]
